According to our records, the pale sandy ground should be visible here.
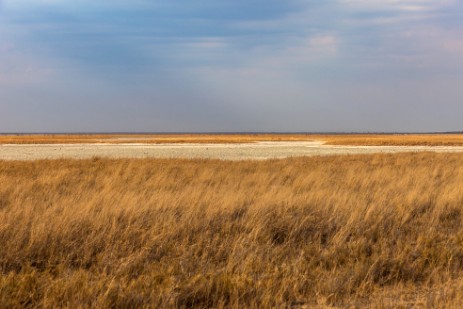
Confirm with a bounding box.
[2,141,463,161]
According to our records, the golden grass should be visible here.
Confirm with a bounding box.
[2,133,463,146]
[0,134,315,145]
[323,134,463,146]
[2,154,463,307]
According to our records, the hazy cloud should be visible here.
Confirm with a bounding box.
[1,0,463,132]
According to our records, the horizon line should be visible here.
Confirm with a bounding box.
[1,131,463,135]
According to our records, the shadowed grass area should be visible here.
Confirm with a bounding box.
[1,154,463,307]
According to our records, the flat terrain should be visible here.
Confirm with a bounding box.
[3,134,463,307]
[2,154,463,307]
[3,133,463,146]
[0,134,314,144]
[2,141,463,160]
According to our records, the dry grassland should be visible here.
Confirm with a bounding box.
[0,134,125,144]
[0,134,314,145]
[1,153,463,307]
[2,133,463,146]
[323,134,463,146]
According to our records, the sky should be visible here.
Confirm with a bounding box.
[1,0,463,133]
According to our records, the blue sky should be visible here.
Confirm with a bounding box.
[1,0,462,132]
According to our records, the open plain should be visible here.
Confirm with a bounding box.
[3,134,463,160]
[4,0,463,307]
[2,135,463,308]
